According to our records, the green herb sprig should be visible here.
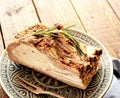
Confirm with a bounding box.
[59,30,84,55]
[32,26,56,36]
[33,25,85,56]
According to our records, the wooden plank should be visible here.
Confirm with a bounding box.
[0,32,4,55]
[33,0,84,30]
[107,0,120,20]
[0,0,39,46]
[71,0,120,58]
[0,85,8,98]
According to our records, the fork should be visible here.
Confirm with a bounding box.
[15,76,64,98]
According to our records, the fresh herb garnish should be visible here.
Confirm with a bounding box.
[32,26,56,36]
[32,25,85,56]
[59,30,84,56]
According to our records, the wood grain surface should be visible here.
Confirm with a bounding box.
[33,0,85,30]
[0,0,120,98]
[71,0,120,58]
[0,0,39,46]
[107,0,120,20]
[0,32,4,55]
[0,85,8,98]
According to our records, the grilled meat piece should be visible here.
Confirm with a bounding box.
[6,24,102,90]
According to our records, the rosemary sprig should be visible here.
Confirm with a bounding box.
[59,30,84,55]
[32,25,85,56]
[32,26,56,36]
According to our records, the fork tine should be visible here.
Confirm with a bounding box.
[17,76,40,89]
[15,76,64,98]
[17,79,35,93]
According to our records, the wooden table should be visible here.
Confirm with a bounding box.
[0,0,120,97]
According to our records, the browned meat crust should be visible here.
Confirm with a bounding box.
[6,23,102,89]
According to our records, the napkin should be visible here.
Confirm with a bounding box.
[104,58,120,98]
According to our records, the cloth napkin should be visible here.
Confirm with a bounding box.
[104,58,120,98]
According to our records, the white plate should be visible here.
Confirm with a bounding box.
[0,29,113,98]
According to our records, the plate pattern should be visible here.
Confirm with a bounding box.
[0,30,113,98]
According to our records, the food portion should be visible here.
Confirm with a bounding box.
[6,23,102,90]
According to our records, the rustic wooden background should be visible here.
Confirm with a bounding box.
[0,0,120,97]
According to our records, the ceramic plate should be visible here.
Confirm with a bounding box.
[0,29,113,98]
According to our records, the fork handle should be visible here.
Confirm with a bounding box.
[40,91,64,98]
